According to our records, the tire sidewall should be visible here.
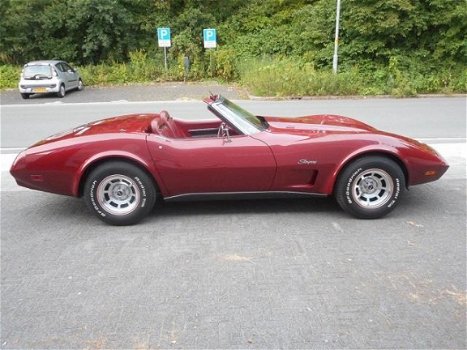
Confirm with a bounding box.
[336,157,405,219]
[84,162,156,225]
[58,84,65,98]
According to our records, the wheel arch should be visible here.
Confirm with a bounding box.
[75,155,161,198]
[329,150,409,195]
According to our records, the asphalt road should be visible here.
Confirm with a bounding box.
[1,94,466,349]
[0,82,247,106]
[1,97,466,147]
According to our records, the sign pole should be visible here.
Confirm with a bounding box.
[203,28,217,78]
[209,49,213,77]
[332,0,341,74]
[157,27,171,70]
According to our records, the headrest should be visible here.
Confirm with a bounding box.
[160,110,171,122]
[150,117,160,134]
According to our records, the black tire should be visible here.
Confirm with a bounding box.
[21,93,30,99]
[84,161,156,225]
[335,156,405,219]
[57,84,66,98]
[77,79,84,91]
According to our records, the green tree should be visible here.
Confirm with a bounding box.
[66,0,139,64]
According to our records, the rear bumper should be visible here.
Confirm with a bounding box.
[19,85,60,94]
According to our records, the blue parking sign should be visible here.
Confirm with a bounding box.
[157,27,171,47]
[203,28,217,48]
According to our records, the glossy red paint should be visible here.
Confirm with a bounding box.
[255,115,449,194]
[11,114,161,196]
[10,100,449,203]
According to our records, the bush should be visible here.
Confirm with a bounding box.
[212,48,239,81]
[238,57,466,97]
[0,65,20,89]
[1,53,465,97]
[78,51,166,86]
[240,58,363,96]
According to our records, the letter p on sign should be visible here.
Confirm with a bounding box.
[157,27,171,47]
[203,28,217,48]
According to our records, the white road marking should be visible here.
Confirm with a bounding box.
[1,154,18,171]
[0,147,25,153]
[44,101,63,105]
[1,141,465,192]
[418,138,466,143]
[1,100,198,108]
[431,142,466,157]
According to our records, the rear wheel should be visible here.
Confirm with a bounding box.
[335,156,405,219]
[21,93,30,99]
[57,84,65,98]
[77,79,84,91]
[84,161,156,225]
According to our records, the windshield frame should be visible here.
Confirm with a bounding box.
[208,96,268,135]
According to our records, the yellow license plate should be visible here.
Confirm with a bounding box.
[33,87,47,93]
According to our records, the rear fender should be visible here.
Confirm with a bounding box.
[73,150,166,197]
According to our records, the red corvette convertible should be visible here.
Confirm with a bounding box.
[10,95,448,225]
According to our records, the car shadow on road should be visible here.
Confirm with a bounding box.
[34,195,342,224]
[153,197,341,218]
[25,89,82,101]
[15,184,452,227]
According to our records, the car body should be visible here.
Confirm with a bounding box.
[18,60,84,99]
[10,95,449,225]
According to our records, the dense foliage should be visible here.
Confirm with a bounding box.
[1,0,465,95]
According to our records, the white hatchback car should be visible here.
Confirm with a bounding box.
[18,60,84,99]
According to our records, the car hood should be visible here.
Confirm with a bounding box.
[264,114,377,135]
[30,114,155,148]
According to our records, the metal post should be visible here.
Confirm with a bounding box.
[164,47,168,70]
[209,49,213,77]
[332,0,341,74]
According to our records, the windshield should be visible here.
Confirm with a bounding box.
[23,65,52,79]
[210,97,267,135]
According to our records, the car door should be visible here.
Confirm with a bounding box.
[147,133,277,196]
[254,130,335,193]
[55,63,66,88]
[61,62,78,89]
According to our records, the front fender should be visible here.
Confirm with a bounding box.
[321,144,406,195]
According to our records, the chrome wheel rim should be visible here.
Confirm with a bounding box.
[96,174,140,216]
[78,80,83,90]
[352,168,393,209]
[60,85,65,96]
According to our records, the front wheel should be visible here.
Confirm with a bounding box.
[21,93,30,99]
[84,161,156,225]
[335,156,405,219]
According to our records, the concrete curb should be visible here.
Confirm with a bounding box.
[247,93,467,101]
